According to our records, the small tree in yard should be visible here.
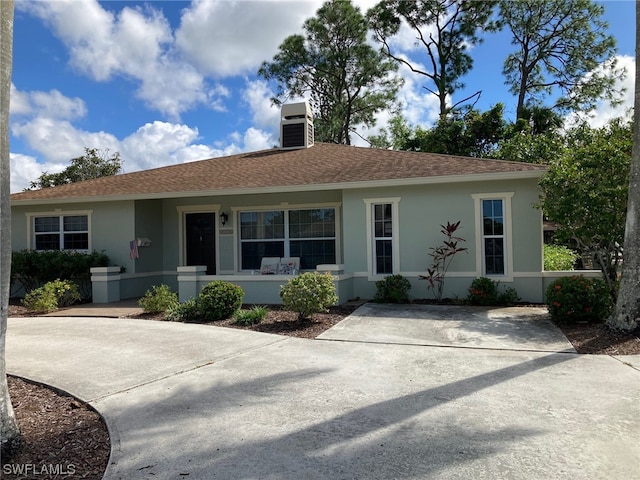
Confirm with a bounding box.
[419,221,468,302]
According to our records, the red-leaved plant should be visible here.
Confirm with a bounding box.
[419,221,468,302]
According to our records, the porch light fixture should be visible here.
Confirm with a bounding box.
[220,212,229,226]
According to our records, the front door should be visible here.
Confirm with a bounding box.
[185,212,215,274]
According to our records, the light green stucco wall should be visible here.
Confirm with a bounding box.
[134,199,164,273]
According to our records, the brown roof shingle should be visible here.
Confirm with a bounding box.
[10,143,546,203]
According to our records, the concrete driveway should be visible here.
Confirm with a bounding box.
[6,304,640,480]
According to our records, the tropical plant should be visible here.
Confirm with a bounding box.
[280,272,338,321]
[166,298,202,323]
[419,221,468,302]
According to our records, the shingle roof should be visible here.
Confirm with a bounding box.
[10,143,546,203]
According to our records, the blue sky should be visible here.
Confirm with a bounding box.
[8,0,636,192]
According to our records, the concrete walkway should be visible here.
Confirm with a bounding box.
[6,305,640,480]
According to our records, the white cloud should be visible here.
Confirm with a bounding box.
[175,0,320,78]
[9,154,56,192]
[242,79,281,131]
[17,0,222,119]
[565,55,635,129]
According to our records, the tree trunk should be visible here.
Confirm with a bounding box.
[607,3,640,332]
[0,0,19,453]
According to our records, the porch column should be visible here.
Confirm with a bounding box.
[177,266,207,302]
[90,267,122,303]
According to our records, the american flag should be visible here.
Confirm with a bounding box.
[129,240,139,260]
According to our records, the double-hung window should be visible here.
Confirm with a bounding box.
[239,207,337,271]
[32,214,89,251]
[472,193,513,278]
[365,198,400,277]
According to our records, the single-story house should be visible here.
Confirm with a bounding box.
[10,102,556,304]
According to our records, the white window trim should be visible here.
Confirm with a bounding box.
[232,202,342,272]
[26,210,93,252]
[471,193,514,281]
[176,205,221,271]
[364,197,401,280]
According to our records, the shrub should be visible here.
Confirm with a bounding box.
[138,284,178,313]
[234,305,268,326]
[545,275,613,324]
[467,277,521,306]
[544,244,579,271]
[198,281,244,320]
[22,279,81,313]
[280,272,338,321]
[166,298,202,323]
[374,274,411,303]
[11,249,110,299]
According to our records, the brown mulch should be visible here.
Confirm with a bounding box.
[3,301,639,479]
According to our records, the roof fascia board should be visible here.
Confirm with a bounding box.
[10,170,545,206]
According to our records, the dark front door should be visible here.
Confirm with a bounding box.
[185,213,215,274]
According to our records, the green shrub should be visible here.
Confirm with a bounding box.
[234,305,268,326]
[138,284,179,313]
[166,298,202,323]
[374,274,411,303]
[544,244,579,271]
[22,279,81,313]
[545,275,613,324]
[467,277,520,306]
[280,272,338,321]
[198,281,244,320]
[11,249,110,299]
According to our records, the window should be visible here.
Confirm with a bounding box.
[373,204,393,274]
[33,214,89,251]
[239,207,336,271]
[482,199,505,275]
[364,198,400,277]
[472,193,513,278]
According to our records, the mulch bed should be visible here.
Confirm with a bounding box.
[3,302,639,479]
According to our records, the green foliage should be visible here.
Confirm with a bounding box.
[419,221,468,302]
[28,148,122,190]
[467,277,521,306]
[138,284,178,313]
[198,281,245,320]
[374,274,411,303]
[22,279,81,313]
[368,0,499,117]
[259,0,401,144]
[545,276,613,324]
[280,272,338,321]
[166,298,202,323]
[11,249,110,299]
[544,244,579,271]
[499,0,620,116]
[538,119,632,296]
[234,306,269,326]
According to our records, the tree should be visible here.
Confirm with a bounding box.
[373,104,507,157]
[258,0,402,145]
[500,0,621,119]
[28,147,122,190]
[538,119,633,297]
[367,0,499,118]
[607,4,640,333]
[1,0,20,453]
